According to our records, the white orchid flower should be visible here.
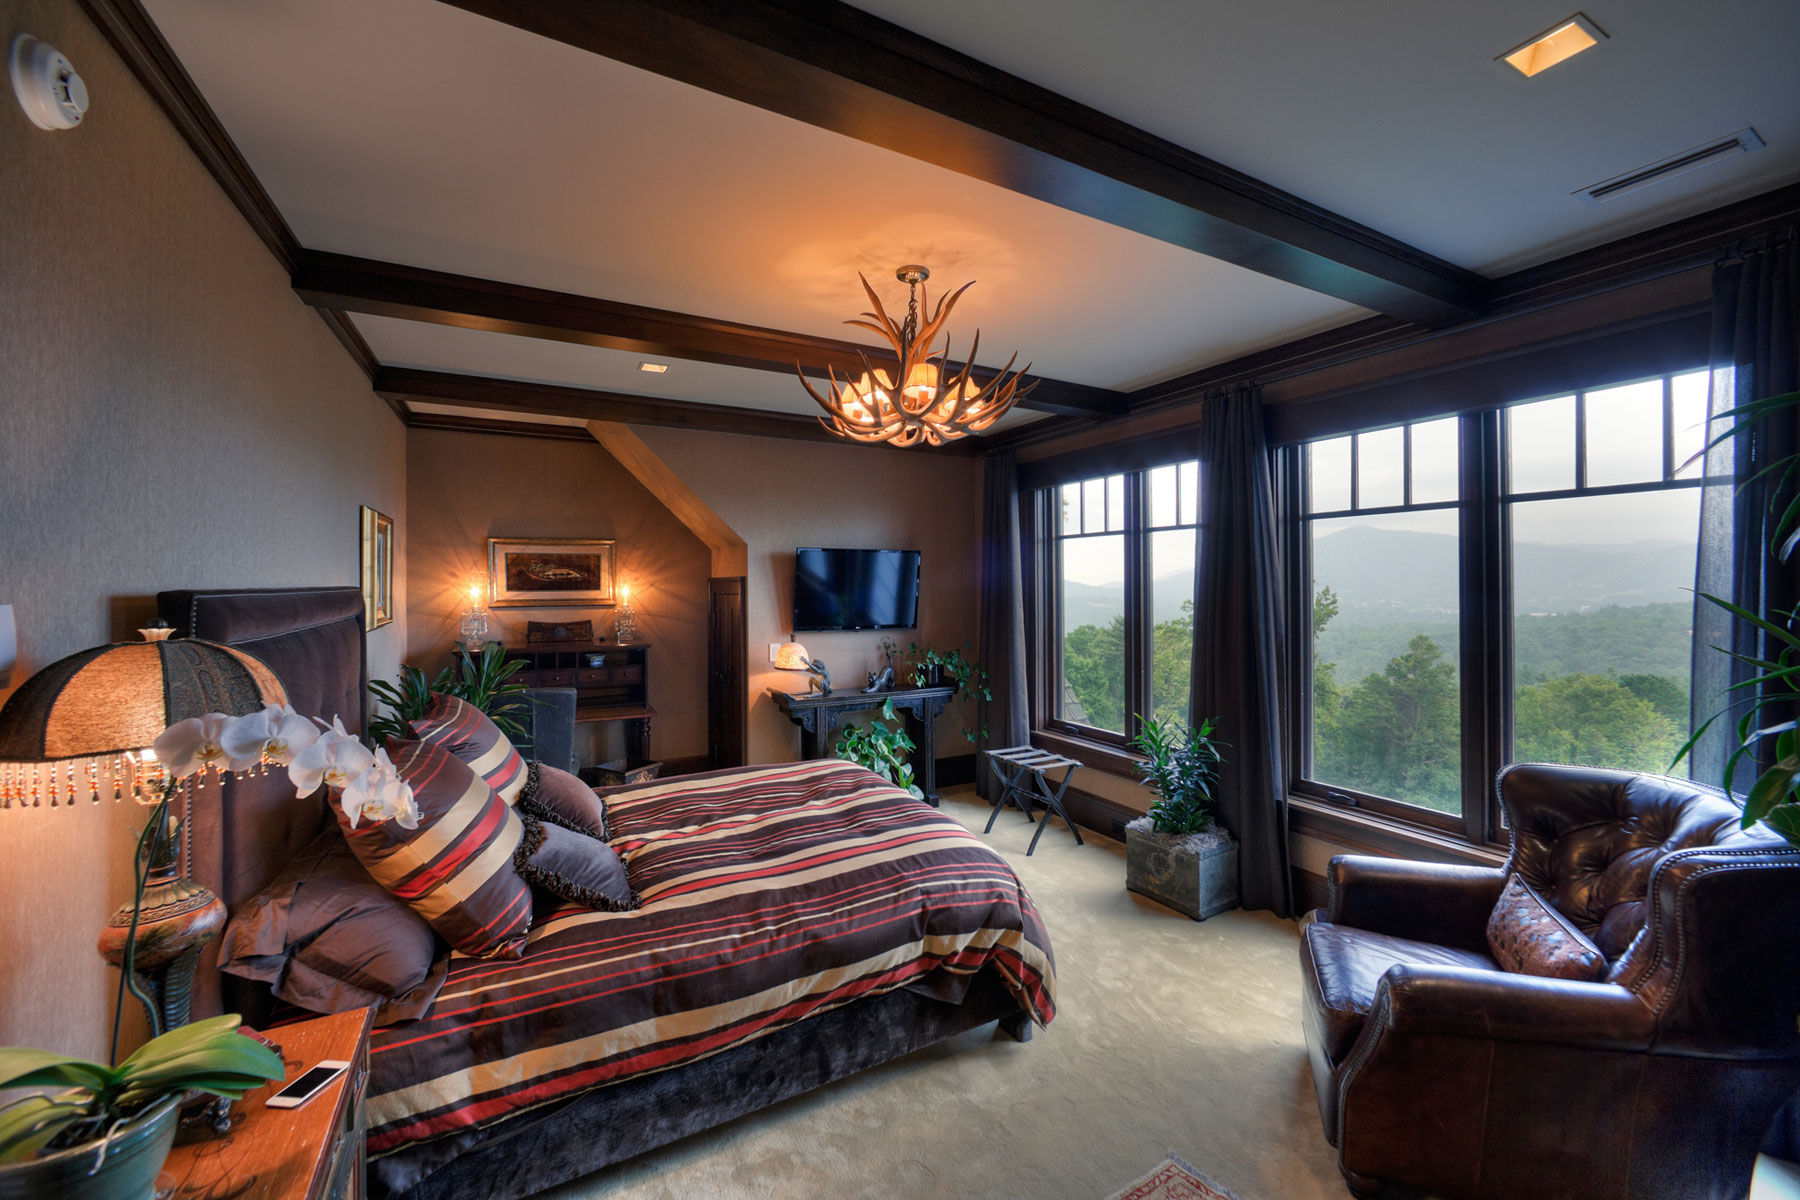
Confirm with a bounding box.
[288,717,375,797]
[152,713,236,779]
[339,747,416,829]
[222,703,321,771]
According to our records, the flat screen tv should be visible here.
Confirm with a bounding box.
[793,548,921,632]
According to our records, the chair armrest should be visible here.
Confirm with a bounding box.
[1372,963,1656,1051]
[1324,856,1506,954]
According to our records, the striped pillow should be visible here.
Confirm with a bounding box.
[410,692,527,805]
[338,739,533,960]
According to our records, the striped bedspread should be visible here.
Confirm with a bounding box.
[363,759,1057,1158]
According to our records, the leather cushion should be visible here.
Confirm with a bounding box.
[1486,874,1607,981]
[519,761,609,839]
[341,740,534,959]
[219,828,448,1025]
[514,815,638,912]
[1301,921,1498,1062]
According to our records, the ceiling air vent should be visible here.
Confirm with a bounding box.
[1574,128,1765,205]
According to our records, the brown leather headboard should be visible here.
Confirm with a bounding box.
[156,587,368,1020]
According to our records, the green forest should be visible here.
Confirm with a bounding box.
[1059,587,1690,814]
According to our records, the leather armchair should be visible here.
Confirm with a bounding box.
[1298,763,1800,1200]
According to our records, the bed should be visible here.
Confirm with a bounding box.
[160,587,1056,1200]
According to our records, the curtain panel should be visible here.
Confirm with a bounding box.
[1192,383,1293,916]
[977,450,1030,800]
[1695,238,1798,788]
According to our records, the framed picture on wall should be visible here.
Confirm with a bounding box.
[360,505,395,629]
[488,538,616,608]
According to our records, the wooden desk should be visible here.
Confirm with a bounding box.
[161,1007,373,1200]
[768,685,957,804]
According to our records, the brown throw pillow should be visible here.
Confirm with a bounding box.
[218,829,448,1024]
[519,761,609,840]
[515,814,638,912]
[409,691,527,805]
[339,739,534,960]
[1486,874,1607,982]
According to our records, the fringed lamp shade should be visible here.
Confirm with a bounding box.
[0,637,286,809]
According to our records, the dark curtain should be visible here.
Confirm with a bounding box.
[976,450,1029,800]
[1695,238,1799,788]
[1192,382,1293,916]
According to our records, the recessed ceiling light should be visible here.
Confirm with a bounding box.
[638,362,669,373]
[1499,13,1606,78]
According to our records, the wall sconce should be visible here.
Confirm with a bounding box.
[459,579,489,645]
[0,605,15,689]
[614,583,638,644]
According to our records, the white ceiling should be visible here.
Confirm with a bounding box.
[849,0,1800,273]
[137,0,1800,419]
[354,314,1046,428]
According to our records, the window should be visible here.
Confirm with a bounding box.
[1291,368,1722,840]
[1048,461,1198,743]
[1505,372,1712,774]
[1303,419,1464,815]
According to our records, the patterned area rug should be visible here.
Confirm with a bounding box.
[1105,1155,1245,1200]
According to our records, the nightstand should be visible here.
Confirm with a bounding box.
[160,1007,374,1200]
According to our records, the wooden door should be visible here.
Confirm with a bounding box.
[708,577,747,769]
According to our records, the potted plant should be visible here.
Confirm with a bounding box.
[834,699,925,800]
[880,640,993,744]
[370,640,534,744]
[0,1015,283,1199]
[1123,715,1238,920]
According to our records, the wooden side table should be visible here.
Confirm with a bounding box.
[768,685,958,804]
[160,1007,374,1200]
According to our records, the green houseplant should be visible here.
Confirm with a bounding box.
[0,1015,283,1199]
[881,640,992,743]
[1122,715,1238,920]
[1674,390,1800,843]
[834,698,924,799]
[369,640,534,745]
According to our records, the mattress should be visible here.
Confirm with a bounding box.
[362,759,1058,1160]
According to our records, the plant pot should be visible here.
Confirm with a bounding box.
[1124,821,1240,921]
[0,1091,181,1200]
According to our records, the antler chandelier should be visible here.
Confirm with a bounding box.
[798,265,1036,447]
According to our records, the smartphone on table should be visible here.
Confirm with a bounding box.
[265,1060,350,1109]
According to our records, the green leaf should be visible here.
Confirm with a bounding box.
[1741,761,1800,826]
[0,1096,87,1164]
[0,1048,113,1093]
[1759,803,1800,848]
[1698,592,1800,652]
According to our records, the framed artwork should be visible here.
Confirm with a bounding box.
[488,538,616,608]
[359,505,395,629]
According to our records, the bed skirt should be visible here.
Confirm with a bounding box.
[372,967,1029,1200]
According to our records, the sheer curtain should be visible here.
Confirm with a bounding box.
[1694,238,1798,789]
[976,450,1029,800]
[1192,383,1292,916]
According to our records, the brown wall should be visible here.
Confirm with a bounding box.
[631,429,984,764]
[0,0,406,1058]
[404,430,712,763]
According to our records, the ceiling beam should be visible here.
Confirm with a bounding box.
[375,367,986,453]
[436,0,1488,326]
[297,252,1125,418]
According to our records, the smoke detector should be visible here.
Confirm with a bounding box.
[11,34,88,131]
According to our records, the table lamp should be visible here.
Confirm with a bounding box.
[0,623,287,1058]
[774,639,831,695]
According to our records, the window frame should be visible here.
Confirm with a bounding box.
[1285,369,1728,846]
[1040,462,1199,748]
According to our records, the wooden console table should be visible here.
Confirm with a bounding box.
[505,642,652,760]
[768,685,957,804]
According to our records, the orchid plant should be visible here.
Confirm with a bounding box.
[106,705,415,1063]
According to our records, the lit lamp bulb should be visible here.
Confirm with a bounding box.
[615,582,638,644]
[460,578,489,645]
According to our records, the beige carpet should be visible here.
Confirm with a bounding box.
[536,785,1796,1200]
[540,787,1344,1200]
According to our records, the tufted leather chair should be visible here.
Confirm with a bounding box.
[1297,763,1800,1200]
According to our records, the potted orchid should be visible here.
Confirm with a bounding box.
[0,705,415,1198]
